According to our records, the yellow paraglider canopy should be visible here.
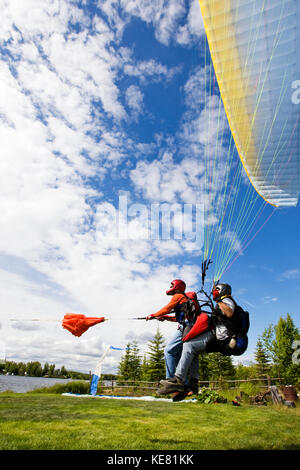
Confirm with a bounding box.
[199,0,300,208]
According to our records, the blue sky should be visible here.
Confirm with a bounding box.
[0,0,299,374]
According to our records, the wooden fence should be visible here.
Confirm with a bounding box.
[98,376,282,394]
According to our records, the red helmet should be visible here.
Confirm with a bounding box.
[166,279,186,295]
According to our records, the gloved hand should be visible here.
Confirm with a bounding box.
[146,314,155,321]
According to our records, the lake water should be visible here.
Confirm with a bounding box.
[0,374,77,393]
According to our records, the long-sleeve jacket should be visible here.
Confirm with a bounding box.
[152,293,188,318]
[152,293,210,341]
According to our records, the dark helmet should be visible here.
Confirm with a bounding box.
[212,283,231,301]
[166,279,186,296]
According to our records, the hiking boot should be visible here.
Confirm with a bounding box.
[172,385,190,402]
[157,376,184,394]
[159,376,183,386]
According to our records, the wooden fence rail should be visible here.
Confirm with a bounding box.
[98,376,282,393]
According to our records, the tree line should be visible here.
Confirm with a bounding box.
[0,361,90,380]
[117,314,300,385]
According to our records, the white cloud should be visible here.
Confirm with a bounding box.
[279,269,300,281]
[183,65,212,109]
[220,231,243,255]
[125,85,144,121]
[98,0,204,47]
[0,0,77,41]
[176,0,205,46]
[0,0,210,373]
[42,32,127,121]
[262,296,279,304]
[119,0,186,46]
[123,59,181,84]
[130,152,205,204]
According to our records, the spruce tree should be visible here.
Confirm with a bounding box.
[118,341,141,381]
[130,341,142,381]
[198,353,210,382]
[254,337,270,377]
[140,354,150,381]
[146,328,166,381]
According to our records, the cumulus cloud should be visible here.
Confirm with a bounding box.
[0,0,183,263]
[0,0,210,372]
[130,152,205,204]
[176,0,205,45]
[98,0,204,47]
[123,58,181,84]
[119,0,186,46]
[125,85,144,121]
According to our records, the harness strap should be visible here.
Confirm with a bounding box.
[175,292,199,325]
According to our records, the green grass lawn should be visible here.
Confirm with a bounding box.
[0,392,299,450]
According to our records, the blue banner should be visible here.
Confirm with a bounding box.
[89,374,100,396]
[89,346,124,395]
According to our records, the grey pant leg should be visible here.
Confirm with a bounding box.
[174,331,213,382]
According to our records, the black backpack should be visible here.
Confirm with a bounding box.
[209,300,250,356]
[230,304,250,336]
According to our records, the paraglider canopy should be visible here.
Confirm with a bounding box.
[198,0,300,208]
[62,313,105,337]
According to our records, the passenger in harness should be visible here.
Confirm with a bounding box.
[206,283,249,357]
[146,279,208,396]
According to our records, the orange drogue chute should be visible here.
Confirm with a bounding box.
[62,313,105,337]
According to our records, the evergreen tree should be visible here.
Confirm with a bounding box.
[118,341,141,381]
[254,337,270,377]
[130,341,141,381]
[140,354,150,381]
[118,343,131,381]
[207,353,236,381]
[198,353,210,382]
[146,328,166,381]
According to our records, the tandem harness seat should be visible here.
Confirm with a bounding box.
[206,302,250,356]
